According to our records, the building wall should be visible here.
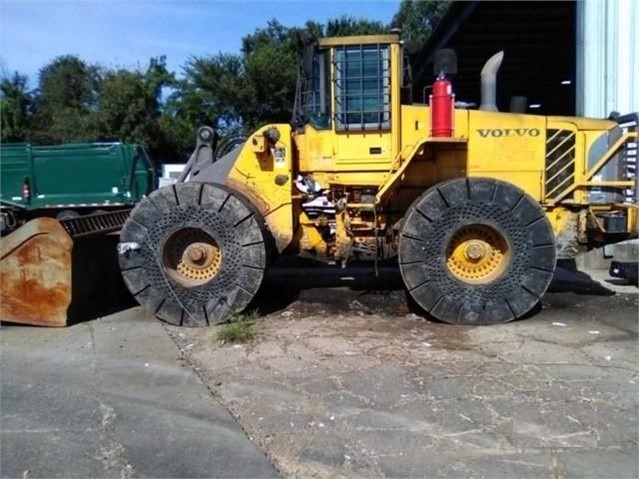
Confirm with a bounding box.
[576,0,638,270]
[576,0,639,117]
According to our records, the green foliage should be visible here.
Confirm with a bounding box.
[180,16,390,136]
[37,55,99,111]
[0,72,32,142]
[324,15,388,37]
[242,20,298,128]
[392,0,449,47]
[31,55,100,143]
[215,310,260,343]
[97,69,149,140]
[182,53,252,129]
[95,56,176,160]
[156,111,198,163]
[179,20,298,135]
[303,15,387,38]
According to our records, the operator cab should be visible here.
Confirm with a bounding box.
[294,34,406,133]
[293,34,407,172]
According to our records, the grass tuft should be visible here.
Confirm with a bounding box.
[215,310,259,344]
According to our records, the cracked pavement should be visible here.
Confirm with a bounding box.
[170,268,638,478]
[1,265,637,478]
[0,310,277,478]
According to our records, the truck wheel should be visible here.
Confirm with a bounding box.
[56,210,79,220]
[118,182,269,326]
[398,178,556,324]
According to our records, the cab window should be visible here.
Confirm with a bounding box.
[334,45,390,131]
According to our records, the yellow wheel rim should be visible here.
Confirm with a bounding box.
[162,228,222,287]
[446,224,510,284]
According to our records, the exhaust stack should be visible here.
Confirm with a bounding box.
[480,51,504,111]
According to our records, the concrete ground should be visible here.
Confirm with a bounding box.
[1,264,637,478]
[171,266,638,479]
[0,309,277,479]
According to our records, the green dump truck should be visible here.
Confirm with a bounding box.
[0,142,155,234]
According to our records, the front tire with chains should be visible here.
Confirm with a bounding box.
[118,182,269,326]
[399,177,556,325]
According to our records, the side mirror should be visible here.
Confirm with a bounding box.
[301,40,317,78]
[296,33,317,78]
[402,51,412,88]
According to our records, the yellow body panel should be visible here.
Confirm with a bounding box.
[464,111,547,200]
[226,124,295,251]
[550,116,617,130]
[217,35,636,261]
[318,34,401,48]
[334,131,393,169]
[296,126,335,172]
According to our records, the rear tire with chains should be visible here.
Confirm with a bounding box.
[118,182,270,326]
[399,177,556,325]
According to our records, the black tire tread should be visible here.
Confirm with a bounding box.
[119,182,268,327]
[399,177,556,325]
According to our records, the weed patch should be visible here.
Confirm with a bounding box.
[215,310,259,344]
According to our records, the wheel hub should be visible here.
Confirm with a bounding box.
[186,244,207,263]
[446,225,510,284]
[464,241,486,261]
[162,228,222,287]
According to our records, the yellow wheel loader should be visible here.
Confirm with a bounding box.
[118,34,638,326]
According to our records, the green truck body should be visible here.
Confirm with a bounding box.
[0,142,155,233]
[1,142,155,221]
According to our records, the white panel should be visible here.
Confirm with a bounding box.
[577,0,639,118]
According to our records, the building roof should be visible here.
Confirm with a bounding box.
[412,1,576,115]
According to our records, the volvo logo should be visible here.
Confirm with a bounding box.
[477,128,541,138]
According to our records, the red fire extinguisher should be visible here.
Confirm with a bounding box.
[430,73,455,137]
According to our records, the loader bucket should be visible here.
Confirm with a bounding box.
[1,218,73,327]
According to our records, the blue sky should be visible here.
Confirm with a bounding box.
[0,0,399,83]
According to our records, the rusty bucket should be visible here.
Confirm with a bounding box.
[1,218,73,327]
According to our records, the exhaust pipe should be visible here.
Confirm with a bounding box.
[480,51,504,112]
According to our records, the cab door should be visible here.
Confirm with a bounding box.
[333,43,394,171]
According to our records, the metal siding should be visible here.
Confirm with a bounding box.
[577,0,639,117]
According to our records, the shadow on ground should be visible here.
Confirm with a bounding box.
[549,259,615,295]
[67,234,136,325]
[62,251,620,326]
[251,257,408,319]
[251,258,619,321]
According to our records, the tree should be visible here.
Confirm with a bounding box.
[1,13,412,153]
[31,55,101,143]
[182,53,253,129]
[179,16,391,137]
[392,0,449,47]
[240,16,388,127]
[324,15,388,37]
[242,20,298,127]
[96,57,181,162]
[37,55,98,110]
[178,21,296,136]
[303,15,387,39]
[0,72,33,142]
[96,57,172,142]
[96,70,150,141]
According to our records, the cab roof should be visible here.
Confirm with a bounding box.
[318,34,400,48]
